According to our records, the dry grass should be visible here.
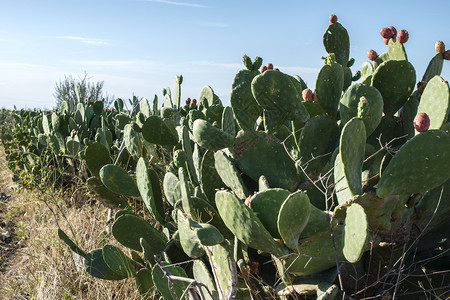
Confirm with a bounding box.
[0,149,143,300]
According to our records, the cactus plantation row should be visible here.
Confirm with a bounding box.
[2,15,449,299]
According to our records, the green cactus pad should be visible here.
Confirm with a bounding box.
[360,61,374,85]
[387,37,407,61]
[204,240,238,299]
[99,164,140,197]
[377,130,450,198]
[200,85,221,106]
[249,188,291,238]
[301,205,337,238]
[86,177,128,209]
[416,75,449,132]
[315,61,345,118]
[233,130,301,191]
[142,115,178,145]
[221,106,236,136]
[83,248,126,280]
[111,214,167,253]
[177,210,206,258]
[214,150,248,199]
[178,167,194,216]
[422,53,444,83]
[180,125,199,185]
[85,142,111,178]
[194,223,224,246]
[151,262,189,300]
[57,228,86,257]
[134,268,154,300]
[342,203,368,263]
[136,158,165,224]
[342,66,353,91]
[251,70,310,123]
[335,118,366,204]
[124,124,142,158]
[200,150,226,202]
[193,119,235,151]
[189,196,231,238]
[230,69,263,131]
[399,91,420,139]
[163,172,181,206]
[140,97,152,117]
[339,83,384,136]
[102,244,136,278]
[192,260,219,300]
[371,60,416,116]
[298,115,340,178]
[280,225,344,276]
[277,191,311,250]
[323,22,350,66]
[215,190,288,257]
[66,138,81,156]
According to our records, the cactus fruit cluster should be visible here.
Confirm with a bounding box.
[2,14,450,299]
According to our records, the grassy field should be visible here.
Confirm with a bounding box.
[0,146,143,299]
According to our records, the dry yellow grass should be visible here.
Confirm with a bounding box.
[0,146,144,300]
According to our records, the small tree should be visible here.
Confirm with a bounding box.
[54,72,114,112]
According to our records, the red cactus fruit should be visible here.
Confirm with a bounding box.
[274,68,280,72]
[380,27,394,39]
[397,30,409,44]
[302,88,314,102]
[383,38,390,45]
[260,65,268,73]
[329,14,337,24]
[111,108,115,112]
[388,26,397,36]
[186,97,191,105]
[444,50,450,60]
[435,41,445,53]
[414,113,430,132]
[192,99,197,106]
[267,63,274,70]
[367,49,378,61]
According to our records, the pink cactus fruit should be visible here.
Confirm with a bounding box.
[267,63,274,70]
[388,26,397,36]
[186,97,191,105]
[435,41,445,53]
[274,68,280,72]
[244,197,251,207]
[329,14,337,24]
[260,65,268,73]
[192,99,197,106]
[413,113,430,132]
[380,27,394,39]
[444,50,450,60]
[383,38,390,45]
[397,30,409,44]
[302,88,314,102]
[367,49,378,61]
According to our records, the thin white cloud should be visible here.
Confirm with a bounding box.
[54,36,109,45]
[193,21,228,28]
[145,0,207,8]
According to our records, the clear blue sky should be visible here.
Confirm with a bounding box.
[1,0,449,109]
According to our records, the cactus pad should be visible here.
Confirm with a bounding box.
[377,130,450,198]
[342,203,368,263]
[277,191,311,250]
[215,190,288,256]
